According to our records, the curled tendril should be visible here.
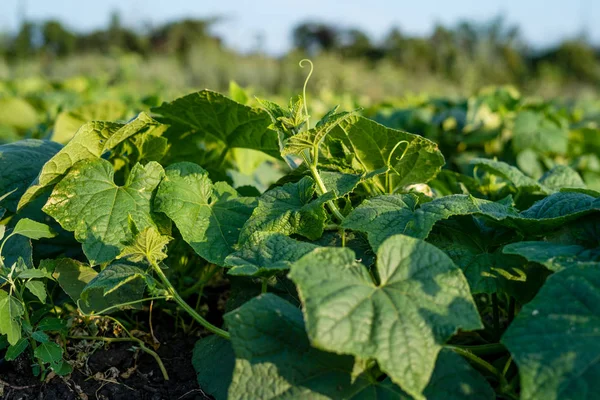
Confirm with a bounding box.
[387,140,410,170]
[299,59,314,129]
[386,140,410,194]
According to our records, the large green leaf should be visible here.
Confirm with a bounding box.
[53,100,128,143]
[155,162,256,265]
[0,97,39,131]
[419,349,494,400]
[224,293,406,400]
[19,112,163,209]
[152,90,280,157]
[502,265,600,400]
[0,140,62,213]
[428,218,526,294]
[512,110,568,155]
[289,235,482,399]
[43,159,165,265]
[343,194,517,250]
[344,192,600,250]
[503,241,600,271]
[192,335,236,400]
[539,165,586,191]
[239,176,333,243]
[224,232,319,277]
[327,115,444,190]
[470,158,548,194]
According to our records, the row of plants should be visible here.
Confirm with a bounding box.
[1,69,599,399]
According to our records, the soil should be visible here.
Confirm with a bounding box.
[0,323,210,400]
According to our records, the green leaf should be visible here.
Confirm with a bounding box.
[36,317,68,332]
[514,191,600,232]
[53,100,128,143]
[327,115,445,190]
[320,168,387,198]
[224,293,406,400]
[421,349,495,400]
[2,236,33,269]
[224,232,318,277]
[345,192,600,250]
[155,162,256,265]
[118,226,171,264]
[0,97,39,131]
[239,176,333,243]
[17,268,53,279]
[31,330,49,343]
[34,341,63,364]
[428,219,526,294]
[289,235,482,399]
[470,158,548,194]
[512,110,568,155]
[503,241,600,271]
[12,218,56,240]
[52,258,145,314]
[282,110,355,156]
[502,265,600,400]
[19,112,162,210]
[81,263,149,303]
[0,140,62,213]
[539,165,586,191]
[51,359,73,376]
[229,81,249,105]
[0,291,24,345]
[25,280,47,304]
[43,159,165,265]
[152,90,280,157]
[4,337,28,360]
[343,194,517,250]
[192,335,235,400]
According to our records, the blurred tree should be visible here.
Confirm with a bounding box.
[41,20,76,57]
[7,22,36,59]
[293,22,339,54]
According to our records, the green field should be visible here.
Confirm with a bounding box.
[1,65,599,400]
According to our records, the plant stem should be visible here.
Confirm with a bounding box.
[261,279,268,294]
[307,159,345,222]
[150,260,230,339]
[449,343,507,356]
[79,296,167,316]
[507,297,516,324]
[448,346,508,387]
[492,293,500,338]
[69,335,169,380]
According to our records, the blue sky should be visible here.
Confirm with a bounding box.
[1,0,597,54]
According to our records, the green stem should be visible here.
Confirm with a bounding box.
[150,261,230,339]
[69,335,169,380]
[449,343,507,356]
[448,346,508,387]
[307,159,345,222]
[261,279,268,294]
[12,283,42,374]
[78,296,167,316]
[507,297,516,325]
